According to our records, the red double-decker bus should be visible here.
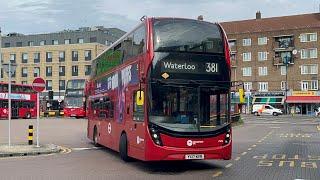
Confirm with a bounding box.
[0,82,37,119]
[87,17,232,161]
[64,79,86,118]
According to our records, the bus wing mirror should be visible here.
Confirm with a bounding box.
[136,91,144,106]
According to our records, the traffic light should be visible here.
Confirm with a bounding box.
[239,88,245,103]
[48,91,54,100]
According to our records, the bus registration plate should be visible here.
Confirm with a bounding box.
[185,154,204,160]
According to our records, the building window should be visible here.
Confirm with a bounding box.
[231,53,236,62]
[59,66,65,76]
[46,80,52,90]
[40,40,46,46]
[301,80,318,91]
[21,81,28,85]
[28,41,34,46]
[242,67,252,76]
[281,81,286,91]
[244,82,252,91]
[242,38,251,46]
[301,65,318,74]
[46,52,52,62]
[16,42,22,47]
[258,82,268,92]
[22,53,28,63]
[52,40,58,45]
[46,66,52,77]
[34,53,40,63]
[5,43,10,47]
[72,51,78,61]
[34,67,40,77]
[258,52,267,61]
[301,48,317,59]
[59,51,65,62]
[90,37,97,43]
[72,66,78,76]
[64,39,71,44]
[300,33,317,42]
[10,54,16,63]
[258,37,267,45]
[258,67,268,76]
[78,38,84,44]
[242,52,251,61]
[228,40,236,48]
[85,65,91,75]
[59,80,65,90]
[280,66,287,75]
[85,50,91,61]
[21,67,28,77]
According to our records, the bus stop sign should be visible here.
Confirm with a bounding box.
[32,77,46,92]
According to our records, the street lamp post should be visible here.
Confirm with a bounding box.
[284,56,289,115]
[3,61,17,147]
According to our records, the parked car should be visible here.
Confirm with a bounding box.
[252,104,283,116]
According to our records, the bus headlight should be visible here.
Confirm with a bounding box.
[149,126,163,146]
[224,128,231,145]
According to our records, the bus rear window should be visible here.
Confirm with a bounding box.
[153,19,224,54]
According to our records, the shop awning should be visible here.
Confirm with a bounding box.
[253,97,284,104]
[286,96,320,103]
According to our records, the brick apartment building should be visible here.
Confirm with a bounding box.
[221,12,320,115]
[0,26,125,100]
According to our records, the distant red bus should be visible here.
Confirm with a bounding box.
[0,83,37,119]
[87,17,232,161]
[64,79,86,118]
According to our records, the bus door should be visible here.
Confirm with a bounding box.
[12,101,19,118]
[126,89,145,156]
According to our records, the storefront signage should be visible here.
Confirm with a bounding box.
[292,91,316,96]
[254,92,284,97]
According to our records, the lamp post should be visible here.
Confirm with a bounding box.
[284,56,290,114]
[3,61,17,147]
[0,27,2,82]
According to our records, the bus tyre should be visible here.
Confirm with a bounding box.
[93,127,99,147]
[25,112,31,119]
[119,133,130,162]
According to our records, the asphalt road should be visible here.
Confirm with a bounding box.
[0,115,319,180]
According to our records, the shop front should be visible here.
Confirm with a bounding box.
[286,91,320,115]
[252,92,285,111]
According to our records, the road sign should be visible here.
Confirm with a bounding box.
[32,77,46,92]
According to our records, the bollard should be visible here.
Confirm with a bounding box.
[28,125,33,145]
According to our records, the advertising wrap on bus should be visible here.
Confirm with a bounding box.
[0,93,31,100]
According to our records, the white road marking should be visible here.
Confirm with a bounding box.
[225,163,233,168]
[72,147,102,151]
[235,157,241,161]
[241,152,247,156]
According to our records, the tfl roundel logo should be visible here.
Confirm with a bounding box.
[187,140,193,147]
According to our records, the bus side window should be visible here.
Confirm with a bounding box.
[133,91,144,121]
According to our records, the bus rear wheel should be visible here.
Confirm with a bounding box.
[119,133,130,162]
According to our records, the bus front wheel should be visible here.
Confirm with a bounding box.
[119,133,130,162]
[93,127,99,147]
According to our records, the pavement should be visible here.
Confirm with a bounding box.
[0,144,61,157]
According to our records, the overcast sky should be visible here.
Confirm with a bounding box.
[0,0,319,34]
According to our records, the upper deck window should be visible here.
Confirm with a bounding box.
[153,19,223,54]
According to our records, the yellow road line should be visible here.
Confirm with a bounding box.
[248,148,252,151]
[235,157,241,161]
[251,144,257,147]
[317,125,320,131]
[225,163,233,168]
[241,152,247,156]
[212,171,223,178]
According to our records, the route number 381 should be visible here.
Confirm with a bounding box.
[205,63,218,73]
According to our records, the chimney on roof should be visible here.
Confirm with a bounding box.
[256,11,261,19]
[197,15,204,21]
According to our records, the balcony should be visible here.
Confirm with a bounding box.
[273,51,294,65]
[273,36,294,51]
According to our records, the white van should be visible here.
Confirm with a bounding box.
[252,104,283,116]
